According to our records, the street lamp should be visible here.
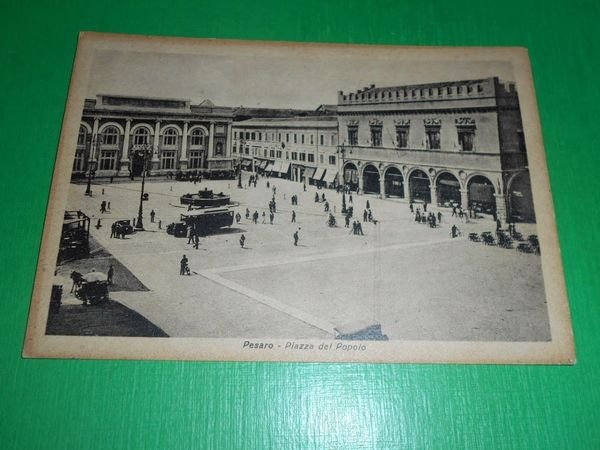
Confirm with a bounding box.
[237,138,245,188]
[134,144,152,231]
[84,133,102,196]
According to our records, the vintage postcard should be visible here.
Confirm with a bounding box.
[23,32,575,363]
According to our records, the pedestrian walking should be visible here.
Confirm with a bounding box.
[180,255,189,275]
[366,199,370,210]
[363,209,368,222]
[368,210,373,222]
[452,206,457,217]
[235,212,241,223]
[437,211,442,224]
[324,201,329,212]
[245,208,250,220]
[293,229,299,246]
[150,210,155,223]
[194,234,199,249]
[423,202,427,212]
[357,221,364,235]
[269,212,274,224]
[239,234,246,248]
[110,222,117,238]
[409,202,414,213]
[107,264,114,285]
[345,215,350,228]
[187,226,194,244]
[262,211,266,223]
[349,193,353,204]
[291,210,296,223]
[451,225,460,238]
[107,202,111,210]
[96,218,102,229]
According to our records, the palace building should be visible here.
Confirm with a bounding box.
[232,116,340,186]
[75,95,235,178]
[336,77,534,222]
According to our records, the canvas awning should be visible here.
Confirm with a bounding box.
[311,167,326,180]
[241,160,252,167]
[304,167,316,179]
[258,160,269,169]
[322,170,338,184]
[265,163,275,172]
[279,162,291,173]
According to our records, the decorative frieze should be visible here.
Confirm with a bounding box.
[423,118,442,127]
[455,117,476,127]
[369,118,383,127]
[394,119,411,127]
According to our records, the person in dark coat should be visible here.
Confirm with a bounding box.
[291,210,296,223]
[107,265,114,285]
[239,234,246,248]
[293,230,299,246]
[180,255,189,275]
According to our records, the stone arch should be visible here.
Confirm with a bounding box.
[159,124,183,135]
[408,168,431,203]
[507,171,536,223]
[434,171,461,207]
[467,174,496,215]
[362,163,381,195]
[343,161,359,188]
[129,123,155,136]
[80,122,92,134]
[98,121,125,135]
[383,165,404,198]
[188,124,209,135]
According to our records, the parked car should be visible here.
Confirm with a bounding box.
[166,222,188,237]
[115,219,134,235]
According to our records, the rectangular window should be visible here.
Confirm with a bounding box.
[73,151,85,171]
[320,135,324,145]
[458,129,475,151]
[330,135,335,146]
[328,155,336,165]
[245,132,250,140]
[310,135,314,145]
[99,150,117,171]
[258,132,262,141]
[251,132,256,140]
[276,150,282,158]
[77,132,86,146]
[425,127,441,150]
[299,153,306,161]
[286,133,289,143]
[161,150,176,169]
[232,146,237,154]
[301,134,305,144]
[244,147,249,155]
[270,149,275,158]
[189,151,203,169]
[307,154,315,163]
[103,132,119,146]
[278,133,281,141]
[396,127,409,148]
[294,134,297,144]
[348,127,358,146]
[320,154,324,164]
[263,149,267,157]
[286,152,289,160]
[234,131,238,139]
[370,127,382,147]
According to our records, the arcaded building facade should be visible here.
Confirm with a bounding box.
[336,77,534,222]
[75,95,235,178]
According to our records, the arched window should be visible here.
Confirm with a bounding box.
[162,128,178,146]
[215,142,223,155]
[133,128,150,146]
[190,128,205,147]
[77,126,87,146]
[102,126,119,146]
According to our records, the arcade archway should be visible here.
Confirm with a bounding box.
[384,166,404,198]
[468,175,496,214]
[409,169,431,203]
[435,172,461,206]
[362,164,381,195]
[343,162,359,190]
[508,172,536,222]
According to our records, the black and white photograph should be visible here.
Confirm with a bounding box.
[24,33,574,363]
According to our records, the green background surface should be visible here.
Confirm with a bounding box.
[1,0,599,448]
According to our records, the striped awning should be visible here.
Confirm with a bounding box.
[322,170,338,183]
[311,167,326,180]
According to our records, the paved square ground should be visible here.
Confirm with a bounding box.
[58,173,550,341]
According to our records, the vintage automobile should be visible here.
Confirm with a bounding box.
[74,271,109,306]
[180,207,234,235]
[166,222,188,238]
[180,188,231,208]
[115,219,134,235]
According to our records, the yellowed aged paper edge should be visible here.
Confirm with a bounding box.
[23,32,575,364]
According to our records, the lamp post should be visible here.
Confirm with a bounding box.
[338,143,346,188]
[237,138,245,188]
[134,144,152,231]
[84,134,101,196]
